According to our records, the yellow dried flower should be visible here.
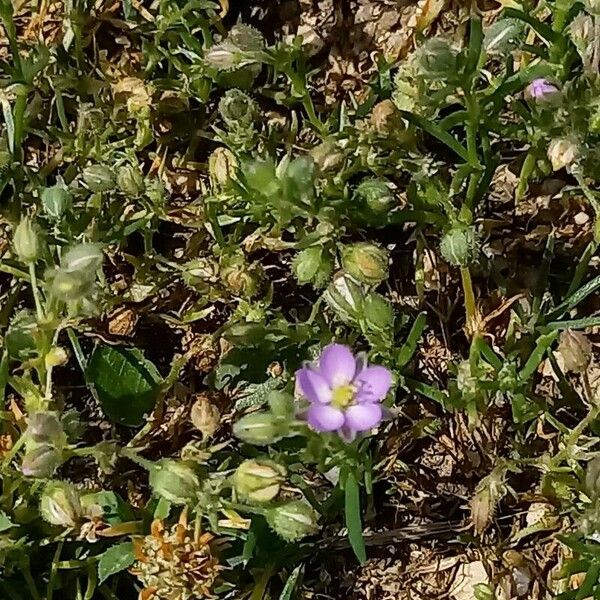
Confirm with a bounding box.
[131,511,223,600]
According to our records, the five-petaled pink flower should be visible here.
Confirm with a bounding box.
[295,344,393,441]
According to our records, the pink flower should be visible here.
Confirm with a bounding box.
[295,344,392,442]
[524,78,560,103]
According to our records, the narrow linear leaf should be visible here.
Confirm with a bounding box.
[396,312,427,368]
[546,275,600,321]
[344,472,366,564]
[279,565,304,600]
[520,331,559,380]
[399,111,470,163]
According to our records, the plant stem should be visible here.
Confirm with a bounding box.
[28,263,45,322]
[47,541,64,600]
[460,266,479,338]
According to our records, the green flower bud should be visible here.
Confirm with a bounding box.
[439,226,479,267]
[82,165,116,193]
[309,139,344,172]
[233,458,286,504]
[190,396,221,439]
[323,273,365,324]
[341,243,389,285]
[117,165,145,197]
[41,181,72,220]
[40,481,82,527]
[6,309,38,360]
[370,100,405,136]
[49,269,93,302]
[182,258,220,287]
[233,411,290,445]
[292,246,332,288]
[266,500,319,541]
[221,255,263,298]
[205,44,242,71]
[585,0,600,15]
[355,178,394,213]
[267,391,295,420]
[417,38,457,79]
[547,138,579,173]
[22,444,61,478]
[218,89,258,129]
[244,159,280,196]
[149,459,200,505]
[228,23,265,52]
[13,217,40,264]
[28,412,64,444]
[557,329,592,374]
[61,243,104,275]
[208,147,238,189]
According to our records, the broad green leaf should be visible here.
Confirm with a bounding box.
[0,511,14,532]
[87,345,163,427]
[98,541,135,584]
[344,472,366,564]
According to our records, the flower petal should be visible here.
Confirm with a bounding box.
[296,367,332,404]
[307,404,345,432]
[344,403,383,431]
[319,344,356,387]
[355,365,393,402]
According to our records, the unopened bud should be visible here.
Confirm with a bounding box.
[82,165,116,193]
[557,329,592,374]
[547,138,579,172]
[309,140,344,172]
[266,500,319,541]
[341,243,389,285]
[149,460,200,505]
[45,346,69,368]
[13,217,40,264]
[417,38,457,79]
[208,147,238,188]
[233,458,286,504]
[22,444,61,478]
[524,79,560,104]
[221,255,263,298]
[28,412,63,444]
[40,481,82,527]
[233,412,289,445]
[41,181,72,219]
[323,273,365,324]
[440,225,480,267]
[356,178,394,213]
[370,100,403,135]
[190,396,221,439]
[117,165,145,197]
[218,89,257,130]
[61,243,103,274]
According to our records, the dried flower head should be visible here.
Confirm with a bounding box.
[131,511,223,600]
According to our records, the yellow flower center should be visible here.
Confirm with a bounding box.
[331,385,355,409]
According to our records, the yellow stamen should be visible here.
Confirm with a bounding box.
[331,385,355,409]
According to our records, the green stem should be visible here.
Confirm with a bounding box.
[460,266,479,337]
[20,558,41,600]
[28,263,45,322]
[250,563,274,600]
[568,240,598,296]
[47,541,64,600]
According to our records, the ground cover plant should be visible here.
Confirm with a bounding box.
[5,0,600,598]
